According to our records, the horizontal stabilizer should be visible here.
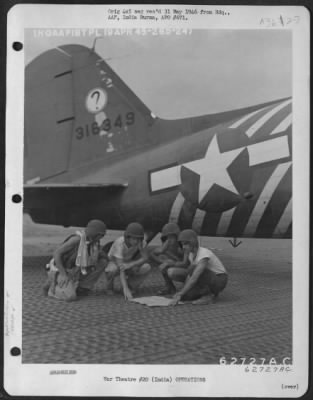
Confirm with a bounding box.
[24,182,128,209]
[25,182,128,189]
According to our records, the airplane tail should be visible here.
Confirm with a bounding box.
[24,43,288,184]
[24,44,156,183]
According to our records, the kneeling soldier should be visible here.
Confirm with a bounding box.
[44,219,108,301]
[105,222,151,300]
[150,222,188,295]
[169,229,228,306]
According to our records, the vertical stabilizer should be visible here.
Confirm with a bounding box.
[24,44,155,182]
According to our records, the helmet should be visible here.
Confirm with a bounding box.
[125,222,144,238]
[178,229,198,244]
[86,220,107,237]
[161,222,180,239]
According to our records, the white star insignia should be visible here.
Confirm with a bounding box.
[182,135,244,202]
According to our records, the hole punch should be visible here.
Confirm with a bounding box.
[12,194,22,203]
[10,347,21,356]
[12,42,23,51]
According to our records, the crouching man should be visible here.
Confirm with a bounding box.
[105,222,151,300]
[150,223,188,295]
[169,229,228,306]
[44,219,108,301]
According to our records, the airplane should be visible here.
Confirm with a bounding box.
[24,44,292,241]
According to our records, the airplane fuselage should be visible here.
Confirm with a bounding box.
[31,106,291,238]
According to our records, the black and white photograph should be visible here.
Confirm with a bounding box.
[4,4,309,397]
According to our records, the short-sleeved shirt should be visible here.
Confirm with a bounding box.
[108,236,147,261]
[189,246,227,275]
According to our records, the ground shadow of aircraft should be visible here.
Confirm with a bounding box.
[24,44,292,240]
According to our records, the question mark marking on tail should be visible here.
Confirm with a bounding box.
[91,90,101,110]
[86,87,108,113]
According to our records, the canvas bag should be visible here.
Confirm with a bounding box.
[46,234,80,301]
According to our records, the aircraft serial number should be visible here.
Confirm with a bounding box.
[76,112,135,140]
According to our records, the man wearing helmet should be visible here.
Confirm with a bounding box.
[150,222,188,295]
[169,229,228,306]
[44,219,108,301]
[105,222,151,300]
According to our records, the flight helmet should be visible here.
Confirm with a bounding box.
[125,222,145,238]
[178,229,198,244]
[85,219,107,237]
[161,222,180,239]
